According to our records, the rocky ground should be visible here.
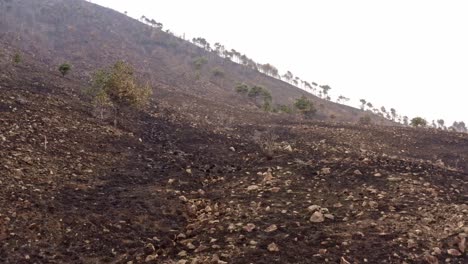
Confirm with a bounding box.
[0,61,467,264]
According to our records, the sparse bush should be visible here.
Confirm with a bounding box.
[262,100,272,112]
[13,52,21,64]
[192,57,207,70]
[212,67,224,78]
[248,85,272,106]
[410,117,427,127]
[277,104,293,114]
[235,83,249,94]
[58,63,71,77]
[294,96,316,119]
[87,61,152,124]
[359,115,372,125]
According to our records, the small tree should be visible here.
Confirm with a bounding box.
[235,83,249,95]
[58,63,72,77]
[277,104,293,114]
[212,67,224,78]
[410,117,427,127]
[88,61,152,124]
[192,57,208,70]
[294,96,316,119]
[360,99,367,110]
[13,52,21,64]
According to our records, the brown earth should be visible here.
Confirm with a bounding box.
[0,47,467,264]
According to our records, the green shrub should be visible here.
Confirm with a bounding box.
[192,57,207,70]
[58,63,72,77]
[411,117,427,127]
[294,96,316,118]
[88,61,152,122]
[13,53,21,64]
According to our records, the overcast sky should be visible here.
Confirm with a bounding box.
[91,0,467,124]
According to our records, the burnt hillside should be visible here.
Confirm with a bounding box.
[0,0,391,124]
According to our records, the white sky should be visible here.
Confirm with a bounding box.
[91,0,467,124]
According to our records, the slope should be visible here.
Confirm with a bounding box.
[0,0,391,124]
[1,42,467,263]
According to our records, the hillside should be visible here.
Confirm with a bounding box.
[0,0,392,124]
[1,0,467,264]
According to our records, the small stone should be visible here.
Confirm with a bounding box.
[247,185,259,191]
[168,179,175,184]
[324,214,335,220]
[284,145,293,152]
[432,247,442,255]
[179,196,188,202]
[267,242,279,252]
[424,255,439,264]
[447,249,461,256]
[307,205,321,212]
[341,257,351,264]
[333,202,343,208]
[229,147,236,152]
[178,251,187,257]
[310,211,325,223]
[354,170,362,175]
[145,254,158,262]
[374,173,382,177]
[265,224,278,233]
[187,242,196,250]
[321,168,331,175]
[459,237,466,253]
[407,239,417,248]
[243,223,256,232]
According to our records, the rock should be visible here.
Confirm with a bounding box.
[424,255,439,264]
[459,237,466,253]
[307,205,321,212]
[265,224,278,233]
[185,168,192,174]
[321,168,331,175]
[247,185,259,191]
[407,239,417,248]
[374,173,382,177]
[354,170,362,175]
[333,202,343,208]
[186,242,196,250]
[388,176,402,182]
[145,254,158,262]
[447,248,461,256]
[324,214,335,220]
[263,172,274,182]
[267,242,279,252]
[341,257,351,264]
[310,211,325,223]
[243,223,256,232]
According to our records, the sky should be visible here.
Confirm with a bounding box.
[91,0,467,124]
